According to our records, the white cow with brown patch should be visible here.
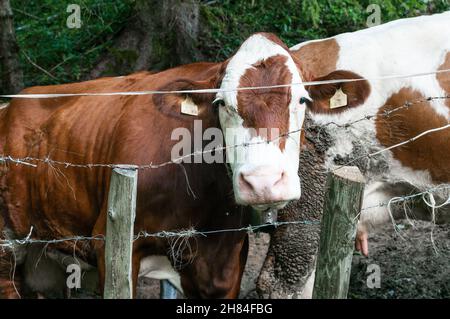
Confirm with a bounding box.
[290,11,450,256]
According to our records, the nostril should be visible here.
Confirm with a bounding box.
[239,173,255,191]
[274,171,286,187]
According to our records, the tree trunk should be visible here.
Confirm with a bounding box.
[256,115,331,298]
[87,0,203,79]
[0,0,23,94]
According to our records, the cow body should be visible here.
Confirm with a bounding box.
[0,66,252,298]
[0,33,307,298]
[291,12,450,255]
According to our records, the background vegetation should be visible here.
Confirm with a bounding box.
[9,0,450,87]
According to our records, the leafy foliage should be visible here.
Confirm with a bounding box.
[12,0,133,86]
[200,0,449,60]
[10,0,450,87]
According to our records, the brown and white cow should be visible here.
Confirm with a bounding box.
[290,11,450,257]
[0,33,308,298]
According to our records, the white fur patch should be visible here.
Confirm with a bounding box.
[291,12,450,238]
[216,34,308,205]
[292,12,450,190]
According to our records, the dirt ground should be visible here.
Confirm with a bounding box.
[135,233,270,299]
[136,221,450,299]
[349,220,450,299]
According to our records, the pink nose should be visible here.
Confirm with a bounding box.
[237,166,289,204]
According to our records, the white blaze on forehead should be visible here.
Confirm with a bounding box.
[217,33,307,110]
[217,33,309,146]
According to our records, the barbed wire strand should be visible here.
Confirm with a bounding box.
[1,184,449,248]
[0,69,449,99]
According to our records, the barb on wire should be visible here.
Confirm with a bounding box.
[0,234,105,249]
[134,219,320,241]
[1,220,320,249]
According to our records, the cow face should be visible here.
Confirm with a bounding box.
[214,33,310,211]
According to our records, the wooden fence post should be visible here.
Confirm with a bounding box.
[312,166,365,299]
[104,166,138,299]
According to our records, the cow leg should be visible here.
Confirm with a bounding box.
[92,220,106,296]
[356,182,401,256]
[356,182,390,256]
[0,248,23,298]
[356,181,429,256]
[93,244,106,297]
[131,249,142,298]
[224,235,249,299]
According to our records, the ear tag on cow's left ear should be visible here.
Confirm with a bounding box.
[181,97,199,116]
[330,88,348,109]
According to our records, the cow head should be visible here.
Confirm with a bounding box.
[214,33,309,211]
[157,33,309,211]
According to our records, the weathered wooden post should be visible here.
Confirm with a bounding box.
[312,166,365,299]
[104,166,138,299]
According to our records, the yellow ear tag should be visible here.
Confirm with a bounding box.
[330,88,348,109]
[181,97,199,116]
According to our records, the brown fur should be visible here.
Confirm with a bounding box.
[376,88,450,183]
[291,39,340,80]
[237,55,292,150]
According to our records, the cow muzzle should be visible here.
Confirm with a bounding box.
[234,165,300,208]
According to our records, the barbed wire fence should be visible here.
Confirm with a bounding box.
[0,70,449,298]
[1,184,449,250]
[0,95,449,242]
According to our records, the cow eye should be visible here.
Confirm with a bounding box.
[212,99,225,108]
[299,97,310,104]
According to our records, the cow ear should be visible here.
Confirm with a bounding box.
[305,70,371,114]
[153,63,227,119]
[153,79,219,119]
